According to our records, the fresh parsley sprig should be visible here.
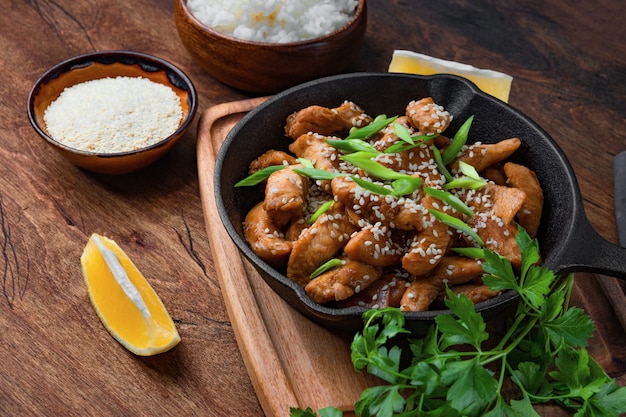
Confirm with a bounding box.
[291,226,626,417]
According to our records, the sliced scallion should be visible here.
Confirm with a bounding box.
[292,167,342,181]
[428,209,484,246]
[459,160,481,180]
[325,138,379,154]
[442,115,474,165]
[310,258,343,279]
[443,176,486,191]
[393,122,414,145]
[390,177,422,197]
[451,247,486,259]
[341,152,408,181]
[307,200,334,224]
[424,187,474,217]
[431,145,453,183]
[345,115,398,140]
[234,165,286,187]
[384,134,438,154]
[351,176,394,196]
[297,158,315,169]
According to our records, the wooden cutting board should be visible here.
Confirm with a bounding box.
[196,98,377,417]
[196,99,626,417]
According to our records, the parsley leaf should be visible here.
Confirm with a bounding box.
[442,357,498,415]
[292,223,626,417]
[437,287,488,349]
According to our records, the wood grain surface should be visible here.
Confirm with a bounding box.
[1,0,624,416]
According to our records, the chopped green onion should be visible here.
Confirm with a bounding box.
[345,115,398,140]
[431,145,453,183]
[384,134,437,154]
[307,200,334,224]
[442,115,474,165]
[297,158,315,169]
[393,122,414,145]
[390,177,422,196]
[424,187,474,217]
[451,247,486,259]
[351,176,394,196]
[325,138,379,154]
[428,209,485,246]
[292,167,342,181]
[234,165,286,187]
[310,258,343,279]
[444,160,486,190]
[341,152,408,181]
[459,160,481,180]
[443,176,486,191]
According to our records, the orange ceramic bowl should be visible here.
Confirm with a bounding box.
[27,50,197,175]
[174,0,367,94]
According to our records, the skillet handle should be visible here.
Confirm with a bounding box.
[554,215,626,279]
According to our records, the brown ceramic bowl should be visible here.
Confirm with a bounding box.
[174,0,367,94]
[27,50,197,175]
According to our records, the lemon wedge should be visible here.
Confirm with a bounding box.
[389,50,513,103]
[81,233,180,356]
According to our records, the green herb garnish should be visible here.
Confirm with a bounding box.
[459,160,481,179]
[451,246,486,259]
[350,176,422,197]
[393,122,414,145]
[442,115,474,165]
[292,167,342,181]
[444,161,486,190]
[234,165,286,187]
[291,226,626,417]
[428,208,484,246]
[431,144,453,183]
[297,157,315,168]
[345,115,398,140]
[350,176,394,196]
[307,200,334,224]
[384,133,438,154]
[310,258,343,279]
[325,138,379,154]
[388,177,422,197]
[443,176,487,190]
[341,152,409,181]
[424,187,474,217]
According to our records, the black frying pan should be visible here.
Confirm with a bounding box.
[215,73,626,335]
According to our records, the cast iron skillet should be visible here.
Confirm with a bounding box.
[215,73,626,335]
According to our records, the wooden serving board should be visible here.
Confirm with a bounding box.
[196,98,376,417]
[196,99,626,417]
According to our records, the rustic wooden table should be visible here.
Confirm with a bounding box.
[1,0,624,416]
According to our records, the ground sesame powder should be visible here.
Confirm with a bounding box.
[44,76,183,153]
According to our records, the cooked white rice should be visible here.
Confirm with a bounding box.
[186,0,359,43]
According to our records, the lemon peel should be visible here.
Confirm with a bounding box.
[388,50,513,102]
[81,233,180,356]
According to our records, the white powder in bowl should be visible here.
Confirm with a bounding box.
[186,0,359,43]
[43,76,183,154]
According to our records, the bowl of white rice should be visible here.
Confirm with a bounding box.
[27,51,197,175]
[174,0,367,94]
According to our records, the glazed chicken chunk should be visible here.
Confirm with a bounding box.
[240,97,544,311]
[305,257,382,304]
[285,100,372,140]
[287,202,357,286]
